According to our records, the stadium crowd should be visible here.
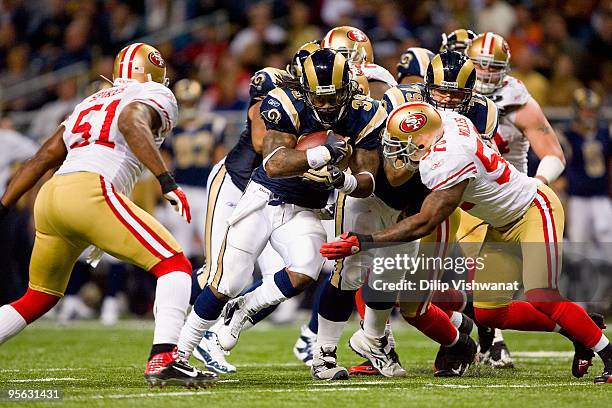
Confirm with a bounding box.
[0,0,610,320]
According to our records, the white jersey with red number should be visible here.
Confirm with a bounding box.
[357,63,397,87]
[419,111,538,228]
[56,80,178,195]
[489,75,531,173]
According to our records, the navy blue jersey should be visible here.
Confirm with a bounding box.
[163,115,226,187]
[225,68,293,191]
[253,87,387,208]
[564,124,610,197]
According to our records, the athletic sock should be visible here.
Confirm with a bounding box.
[307,273,329,334]
[315,280,356,352]
[355,286,366,319]
[526,289,604,348]
[403,304,459,346]
[0,305,27,344]
[242,269,302,315]
[474,301,557,332]
[177,285,226,359]
[449,311,463,328]
[363,306,391,339]
[153,272,191,345]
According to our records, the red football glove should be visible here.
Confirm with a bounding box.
[320,232,373,260]
[158,172,191,223]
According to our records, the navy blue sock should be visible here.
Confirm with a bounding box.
[241,278,263,295]
[307,273,330,333]
[190,268,204,305]
[193,285,226,321]
[318,279,356,322]
[250,304,279,325]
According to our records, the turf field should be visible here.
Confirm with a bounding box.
[0,319,610,407]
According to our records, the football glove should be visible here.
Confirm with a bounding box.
[303,165,345,189]
[158,172,191,223]
[320,232,373,260]
[323,130,351,165]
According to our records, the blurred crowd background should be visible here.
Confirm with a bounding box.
[0,0,610,323]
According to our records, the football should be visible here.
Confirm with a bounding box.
[295,130,352,170]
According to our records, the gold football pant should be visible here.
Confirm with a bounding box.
[29,172,184,297]
[474,184,565,309]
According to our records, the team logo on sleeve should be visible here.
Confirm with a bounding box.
[263,108,281,124]
[348,29,368,42]
[148,51,166,68]
[399,113,427,133]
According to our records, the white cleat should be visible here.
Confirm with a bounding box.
[217,297,251,351]
[348,329,406,377]
[193,330,237,374]
[293,325,317,366]
[311,345,349,380]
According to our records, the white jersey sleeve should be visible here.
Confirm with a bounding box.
[419,142,477,191]
[490,75,531,173]
[56,81,178,195]
[359,63,397,87]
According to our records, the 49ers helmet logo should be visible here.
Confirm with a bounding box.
[399,113,427,133]
[347,29,367,42]
[148,51,165,68]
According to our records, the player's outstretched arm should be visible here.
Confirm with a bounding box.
[373,180,467,243]
[517,97,566,184]
[119,102,191,222]
[321,180,467,260]
[263,130,349,178]
[0,126,67,211]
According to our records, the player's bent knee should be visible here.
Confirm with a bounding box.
[10,288,61,324]
[399,302,423,319]
[149,253,192,278]
[285,269,315,291]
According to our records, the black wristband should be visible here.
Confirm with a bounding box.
[0,202,8,221]
[157,172,178,194]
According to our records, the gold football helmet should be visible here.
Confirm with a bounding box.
[173,79,202,104]
[466,32,510,94]
[382,102,443,169]
[113,42,169,86]
[288,40,321,77]
[440,29,477,53]
[321,26,374,64]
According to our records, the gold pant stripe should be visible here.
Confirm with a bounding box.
[331,192,348,288]
[202,164,227,285]
[212,227,230,289]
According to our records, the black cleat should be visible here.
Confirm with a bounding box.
[458,313,474,335]
[434,333,477,377]
[572,313,606,378]
[144,349,218,388]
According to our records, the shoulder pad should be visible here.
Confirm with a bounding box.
[260,87,302,133]
[491,75,530,108]
[250,68,292,100]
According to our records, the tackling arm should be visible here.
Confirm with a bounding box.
[516,97,566,184]
[320,181,467,259]
[0,126,67,209]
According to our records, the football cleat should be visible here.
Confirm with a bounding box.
[144,348,218,388]
[434,333,477,377]
[594,343,612,384]
[311,345,349,380]
[477,328,514,368]
[217,296,251,351]
[572,313,606,378]
[348,329,406,377]
[293,325,317,366]
[193,330,237,374]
